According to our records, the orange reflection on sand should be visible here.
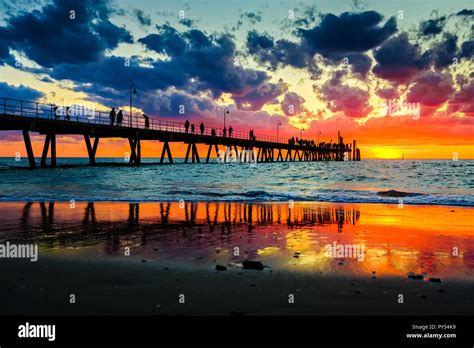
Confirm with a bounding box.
[0,201,472,281]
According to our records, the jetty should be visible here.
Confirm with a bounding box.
[0,97,361,169]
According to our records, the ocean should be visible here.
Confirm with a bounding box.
[0,158,472,206]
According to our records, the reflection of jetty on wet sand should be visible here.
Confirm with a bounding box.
[0,201,473,316]
[10,201,360,248]
[1,201,472,276]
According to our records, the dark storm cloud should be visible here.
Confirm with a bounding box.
[1,0,132,68]
[47,25,269,111]
[373,33,429,83]
[247,31,274,52]
[345,53,372,76]
[298,11,397,57]
[78,84,218,117]
[50,55,188,93]
[407,71,454,106]
[140,90,217,117]
[427,33,458,68]
[376,87,398,100]
[0,28,10,59]
[321,81,371,118]
[456,9,474,16]
[138,25,187,56]
[138,27,268,97]
[423,33,472,68]
[449,79,474,115]
[247,11,395,78]
[281,92,306,116]
[461,40,474,59]
[233,81,287,111]
[246,31,319,76]
[0,82,42,101]
[419,17,446,36]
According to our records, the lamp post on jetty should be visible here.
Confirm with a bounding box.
[223,107,229,130]
[277,121,282,143]
[129,84,137,127]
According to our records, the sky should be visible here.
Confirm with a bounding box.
[0,0,473,159]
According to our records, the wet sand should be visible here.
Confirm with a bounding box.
[0,201,473,315]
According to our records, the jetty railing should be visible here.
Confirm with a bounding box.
[1,97,284,144]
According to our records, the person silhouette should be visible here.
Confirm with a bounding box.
[109,108,116,126]
[191,123,195,133]
[52,106,59,120]
[116,110,123,126]
[184,120,190,133]
[143,114,150,129]
[65,107,71,121]
[199,122,205,135]
[222,127,227,137]
[228,126,233,137]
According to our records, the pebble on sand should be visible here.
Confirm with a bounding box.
[216,265,227,271]
[408,272,424,280]
[428,277,442,283]
[243,260,264,270]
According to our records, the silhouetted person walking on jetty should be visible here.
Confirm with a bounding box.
[211,128,216,136]
[65,107,71,121]
[249,129,253,140]
[143,114,150,129]
[222,127,227,137]
[228,126,233,137]
[184,120,190,133]
[109,108,116,125]
[191,123,195,133]
[116,110,123,126]
[200,122,205,135]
